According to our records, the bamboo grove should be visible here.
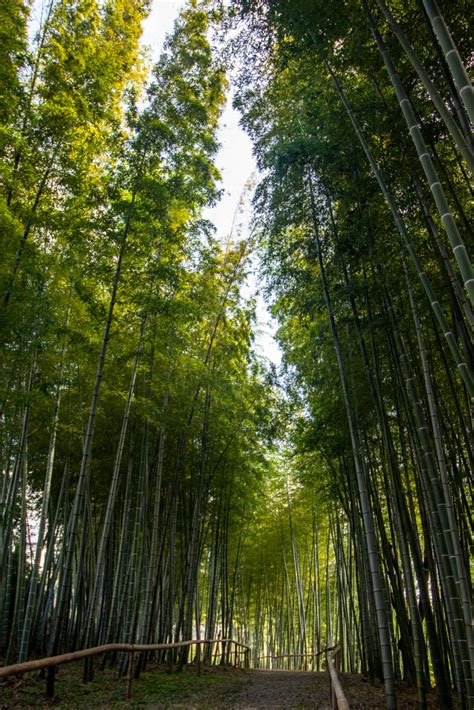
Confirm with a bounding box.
[0,0,270,678]
[0,2,473,710]
[230,0,473,707]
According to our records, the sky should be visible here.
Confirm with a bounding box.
[142,1,282,366]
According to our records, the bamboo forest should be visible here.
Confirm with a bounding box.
[0,0,472,708]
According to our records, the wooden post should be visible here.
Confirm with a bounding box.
[126,652,135,701]
[196,642,201,676]
[46,665,55,699]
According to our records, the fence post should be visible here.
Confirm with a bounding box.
[196,643,201,676]
[126,652,135,701]
[46,665,55,698]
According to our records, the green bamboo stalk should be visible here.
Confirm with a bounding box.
[33,461,68,652]
[421,0,474,124]
[1,357,35,581]
[309,179,397,709]
[6,451,27,664]
[416,0,471,142]
[286,481,307,662]
[375,0,474,173]
[18,319,69,664]
[48,182,140,658]
[385,291,471,704]
[2,141,62,311]
[404,266,473,690]
[335,247,427,703]
[368,15,474,307]
[83,316,147,651]
[0,548,14,653]
[411,176,474,331]
[103,432,135,646]
[391,350,453,706]
[139,382,169,646]
[319,54,474,398]
[5,0,55,208]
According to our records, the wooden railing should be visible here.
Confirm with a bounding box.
[0,638,251,701]
[326,645,349,710]
[257,647,335,670]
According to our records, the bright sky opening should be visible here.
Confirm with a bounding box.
[142,1,282,367]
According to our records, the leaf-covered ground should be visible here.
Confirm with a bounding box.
[0,662,456,708]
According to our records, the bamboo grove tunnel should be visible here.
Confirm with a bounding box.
[0,0,472,708]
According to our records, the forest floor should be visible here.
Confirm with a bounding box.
[0,662,453,709]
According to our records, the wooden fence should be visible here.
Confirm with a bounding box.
[256,647,335,670]
[1,639,350,707]
[0,638,250,700]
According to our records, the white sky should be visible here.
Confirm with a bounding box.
[142,1,282,366]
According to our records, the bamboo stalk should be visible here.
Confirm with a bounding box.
[421,0,474,123]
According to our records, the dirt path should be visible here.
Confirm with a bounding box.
[218,669,332,708]
[170,669,448,709]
